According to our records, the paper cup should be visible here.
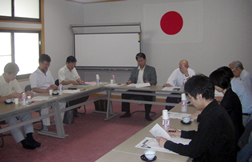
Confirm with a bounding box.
[49,89,53,95]
[162,109,168,119]
[110,79,114,84]
[181,93,186,100]
[14,98,19,104]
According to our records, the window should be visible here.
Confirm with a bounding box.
[0,0,41,22]
[0,0,44,79]
[0,31,41,78]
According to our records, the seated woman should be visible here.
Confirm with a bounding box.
[209,66,245,150]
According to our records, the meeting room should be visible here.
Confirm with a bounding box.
[0,0,252,161]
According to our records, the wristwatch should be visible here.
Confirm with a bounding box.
[185,74,189,77]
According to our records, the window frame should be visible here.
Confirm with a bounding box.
[0,0,41,22]
[0,0,44,80]
[0,29,42,80]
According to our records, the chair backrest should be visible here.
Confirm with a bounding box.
[25,85,32,92]
[238,120,252,149]
[55,79,59,86]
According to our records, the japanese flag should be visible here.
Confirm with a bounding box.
[143,1,203,43]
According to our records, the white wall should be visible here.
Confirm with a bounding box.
[80,0,252,85]
[43,0,84,79]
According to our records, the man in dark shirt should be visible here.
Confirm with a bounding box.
[157,75,236,161]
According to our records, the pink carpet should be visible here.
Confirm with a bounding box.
[0,97,165,162]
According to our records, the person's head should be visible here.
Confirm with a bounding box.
[209,66,233,92]
[229,61,244,78]
[179,59,189,73]
[39,54,51,73]
[3,63,19,81]
[184,74,214,110]
[66,56,77,71]
[135,53,146,69]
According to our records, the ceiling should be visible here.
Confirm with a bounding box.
[66,0,124,4]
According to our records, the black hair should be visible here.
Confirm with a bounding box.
[66,56,77,63]
[209,66,233,89]
[4,62,19,74]
[135,53,146,60]
[184,74,215,100]
[39,54,51,63]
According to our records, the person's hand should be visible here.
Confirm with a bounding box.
[180,64,189,75]
[25,91,34,98]
[167,128,181,137]
[156,137,168,147]
[79,80,85,84]
[127,80,132,85]
[11,93,22,99]
[71,80,78,85]
[163,83,172,87]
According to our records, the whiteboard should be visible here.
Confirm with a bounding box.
[74,33,140,67]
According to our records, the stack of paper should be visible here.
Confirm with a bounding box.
[127,83,150,88]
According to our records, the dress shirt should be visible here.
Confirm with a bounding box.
[240,69,252,91]
[0,75,22,96]
[29,68,54,89]
[58,65,80,83]
[137,66,145,84]
[231,78,252,114]
[164,100,236,161]
[166,68,195,87]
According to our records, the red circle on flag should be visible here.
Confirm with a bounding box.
[160,11,183,35]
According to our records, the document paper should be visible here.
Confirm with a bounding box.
[135,123,191,155]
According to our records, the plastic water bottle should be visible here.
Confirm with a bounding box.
[181,93,187,112]
[112,73,115,83]
[22,92,26,106]
[96,74,100,86]
[162,110,170,131]
[59,83,63,95]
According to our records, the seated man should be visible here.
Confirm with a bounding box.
[229,61,252,91]
[157,75,236,161]
[163,59,195,110]
[58,56,89,117]
[29,54,65,131]
[120,53,157,121]
[0,63,40,150]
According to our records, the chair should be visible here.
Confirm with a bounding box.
[238,120,252,149]
[237,120,252,162]
[55,79,87,115]
[25,85,43,130]
[0,121,12,148]
[131,95,156,118]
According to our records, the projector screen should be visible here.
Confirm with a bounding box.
[74,33,140,67]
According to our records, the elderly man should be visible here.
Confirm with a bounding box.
[120,53,157,121]
[0,63,40,150]
[29,54,66,131]
[163,59,195,110]
[229,61,252,91]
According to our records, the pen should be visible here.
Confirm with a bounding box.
[168,130,176,132]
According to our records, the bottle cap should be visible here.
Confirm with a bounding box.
[162,109,169,119]
[181,93,186,100]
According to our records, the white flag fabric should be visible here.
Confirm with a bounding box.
[143,1,203,43]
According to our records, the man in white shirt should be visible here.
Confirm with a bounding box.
[163,60,195,110]
[29,54,65,131]
[0,63,40,150]
[229,61,252,91]
[58,56,88,117]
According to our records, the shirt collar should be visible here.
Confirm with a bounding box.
[138,65,146,71]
